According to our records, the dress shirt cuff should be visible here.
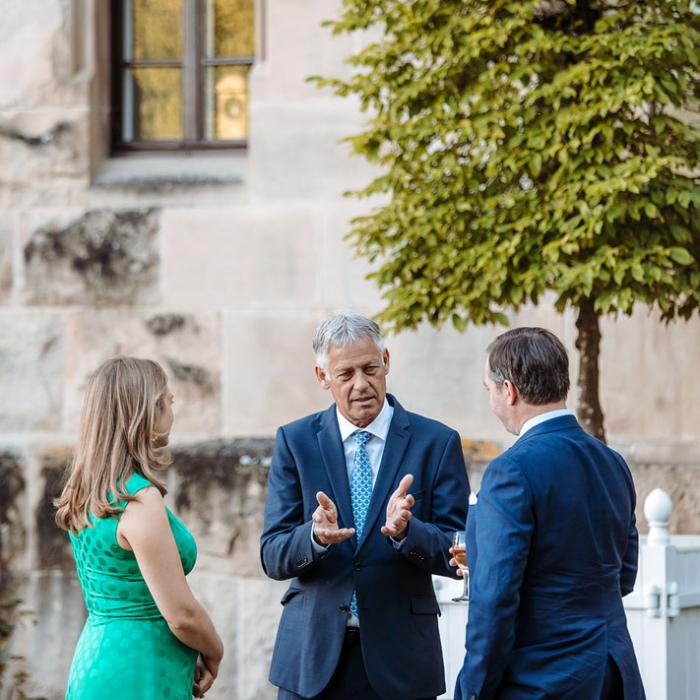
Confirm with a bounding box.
[390,535,407,550]
[310,523,330,554]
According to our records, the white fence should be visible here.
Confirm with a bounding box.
[435,488,700,700]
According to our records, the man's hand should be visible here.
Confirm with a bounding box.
[448,546,465,577]
[381,474,415,540]
[312,491,356,545]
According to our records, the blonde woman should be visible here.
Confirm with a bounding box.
[55,357,223,700]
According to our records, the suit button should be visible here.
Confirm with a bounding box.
[353,562,362,571]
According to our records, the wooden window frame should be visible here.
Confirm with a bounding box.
[111,0,253,151]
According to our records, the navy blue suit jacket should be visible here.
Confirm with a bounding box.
[261,394,469,699]
[455,415,645,700]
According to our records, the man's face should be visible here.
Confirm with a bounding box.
[316,337,390,427]
[483,358,513,432]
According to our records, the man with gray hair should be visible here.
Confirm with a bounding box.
[261,313,469,700]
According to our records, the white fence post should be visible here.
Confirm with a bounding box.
[623,488,700,700]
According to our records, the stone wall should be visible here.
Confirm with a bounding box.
[1,0,699,698]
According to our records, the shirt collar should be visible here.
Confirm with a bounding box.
[336,398,393,443]
[519,408,574,438]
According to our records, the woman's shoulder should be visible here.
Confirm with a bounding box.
[123,472,158,498]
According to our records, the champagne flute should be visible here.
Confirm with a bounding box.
[451,530,469,602]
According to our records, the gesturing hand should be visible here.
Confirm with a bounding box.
[312,491,356,545]
[381,474,415,540]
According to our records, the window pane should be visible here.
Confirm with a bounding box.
[205,0,255,57]
[204,66,249,140]
[127,0,183,60]
[123,68,183,141]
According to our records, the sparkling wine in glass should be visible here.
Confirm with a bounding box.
[452,530,469,602]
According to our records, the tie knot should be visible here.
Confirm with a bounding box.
[352,430,371,447]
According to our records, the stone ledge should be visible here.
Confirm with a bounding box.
[93,152,248,191]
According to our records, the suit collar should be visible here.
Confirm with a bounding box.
[317,405,355,533]
[316,395,411,550]
[515,414,581,446]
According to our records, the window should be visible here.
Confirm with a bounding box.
[112,0,255,150]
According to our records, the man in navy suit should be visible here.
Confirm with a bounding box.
[455,327,645,700]
[261,314,469,699]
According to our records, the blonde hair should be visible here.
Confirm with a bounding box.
[55,357,171,533]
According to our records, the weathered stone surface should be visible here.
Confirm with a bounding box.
[2,571,85,700]
[170,439,272,576]
[0,114,87,188]
[188,573,284,700]
[161,206,319,308]
[0,449,26,588]
[23,208,160,306]
[0,218,12,304]
[35,448,73,570]
[317,203,383,312]
[0,311,63,431]
[223,313,328,436]
[599,310,700,443]
[64,310,222,434]
[630,462,700,535]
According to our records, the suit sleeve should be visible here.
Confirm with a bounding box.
[456,456,534,700]
[260,426,328,580]
[396,430,469,578]
[613,451,639,597]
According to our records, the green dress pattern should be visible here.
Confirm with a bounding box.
[66,473,198,700]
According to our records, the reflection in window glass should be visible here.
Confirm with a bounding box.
[205,0,255,57]
[129,0,183,60]
[123,68,183,141]
[205,66,250,140]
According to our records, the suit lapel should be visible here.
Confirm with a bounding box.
[316,405,355,537]
[357,396,411,553]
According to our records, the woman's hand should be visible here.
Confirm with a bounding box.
[193,655,215,698]
[203,654,220,680]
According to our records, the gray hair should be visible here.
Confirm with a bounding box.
[313,314,385,370]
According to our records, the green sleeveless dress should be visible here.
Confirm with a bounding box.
[66,473,199,700]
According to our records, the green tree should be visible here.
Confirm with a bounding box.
[314,0,700,441]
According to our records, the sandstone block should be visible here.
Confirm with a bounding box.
[223,312,329,436]
[64,310,222,434]
[0,310,63,431]
[162,206,319,307]
[0,217,12,303]
[170,439,273,576]
[23,208,160,306]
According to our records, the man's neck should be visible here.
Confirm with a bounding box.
[515,401,567,435]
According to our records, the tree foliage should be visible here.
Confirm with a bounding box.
[314,0,700,439]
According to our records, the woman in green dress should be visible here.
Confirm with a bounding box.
[55,357,224,699]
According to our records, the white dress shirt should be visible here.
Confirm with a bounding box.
[336,398,394,487]
[311,399,395,626]
[518,408,574,438]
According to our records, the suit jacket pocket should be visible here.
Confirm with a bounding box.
[411,596,441,616]
[280,586,303,605]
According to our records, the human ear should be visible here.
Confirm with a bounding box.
[315,365,331,390]
[382,349,390,374]
[503,380,518,406]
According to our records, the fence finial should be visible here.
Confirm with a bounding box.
[644,488,672,545]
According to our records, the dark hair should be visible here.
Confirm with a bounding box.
[487,327,570,405]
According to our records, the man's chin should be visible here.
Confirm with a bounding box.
[350,406,379,427]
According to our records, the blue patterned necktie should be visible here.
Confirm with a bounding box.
[349,429,372,619]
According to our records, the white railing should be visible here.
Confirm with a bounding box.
[435,488,700,700]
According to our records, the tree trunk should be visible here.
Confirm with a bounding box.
[575,298,606,442]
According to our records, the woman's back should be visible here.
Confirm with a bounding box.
[66,472,199,700]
